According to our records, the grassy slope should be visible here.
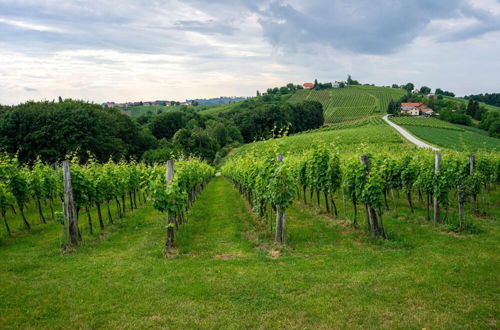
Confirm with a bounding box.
[444,96,500,113]
[1,177,499,328]
[234,118,410,157]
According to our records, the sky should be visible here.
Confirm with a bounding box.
[1,0,500,104]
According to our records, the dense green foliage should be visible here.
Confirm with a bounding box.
[0,100,156,164]
[465,92,500,107]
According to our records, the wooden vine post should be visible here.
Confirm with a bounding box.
[275,154,286,244]
[62,160,78,246]
[360,154,384,238]
[166,160,175,251]
[433,153,441,224]
[470,154,478,213]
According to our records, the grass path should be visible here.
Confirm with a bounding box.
[176,177,257,257]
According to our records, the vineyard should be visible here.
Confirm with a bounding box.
[2,94,500,328]
[288,85,405,123]
[234,118,407,157]
[2,143,500,327]
[390,117,462,130]
[402,126,500,152]
[223,142,500,242]
[0,154,214,252]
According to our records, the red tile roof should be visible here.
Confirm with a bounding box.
[303,82,314,88]
[401,102,424,107]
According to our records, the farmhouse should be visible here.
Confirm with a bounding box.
[303,82,314,89]
[400,102,434,116]
[333,81,347,88]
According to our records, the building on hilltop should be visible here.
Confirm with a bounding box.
[303,82,314,89]
[400,102,434,116]
[333,81,347,88]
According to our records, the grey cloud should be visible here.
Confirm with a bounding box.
[24,87,37,92]
[255,0,500,54]
[1,0,499,57]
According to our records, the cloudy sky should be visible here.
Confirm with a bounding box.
[1,0,500,104]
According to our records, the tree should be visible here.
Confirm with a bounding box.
[256,90,261,97]
[404,83,415,93]
[149,111,187,140]
[314,79,318,88]
[347,75,359,85]
[420,86,431,94]
[391,84,399,88]
[387,99,398,115]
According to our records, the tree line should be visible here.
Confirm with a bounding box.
[0,90,324,165]
[465,93,500,107]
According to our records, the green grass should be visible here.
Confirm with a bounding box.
[288,86,405,123]
[390,117,462,130]
[1,177,499,328]
[403,126,500,152]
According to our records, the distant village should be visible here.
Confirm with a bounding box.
[101,100,192,109]
[101,96,247,109]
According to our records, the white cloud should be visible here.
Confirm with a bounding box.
[0,17,63,32]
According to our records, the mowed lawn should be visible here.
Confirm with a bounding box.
[1,177,499,329]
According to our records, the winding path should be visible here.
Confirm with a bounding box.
[383,115,440,151]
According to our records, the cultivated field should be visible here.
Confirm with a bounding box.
[288,86,405,123]
[389,117,500,152]
[390,117,462,130]
[403,126,500,152]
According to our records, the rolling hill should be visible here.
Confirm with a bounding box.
[443,96,500,113]
[288,85,406,123]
